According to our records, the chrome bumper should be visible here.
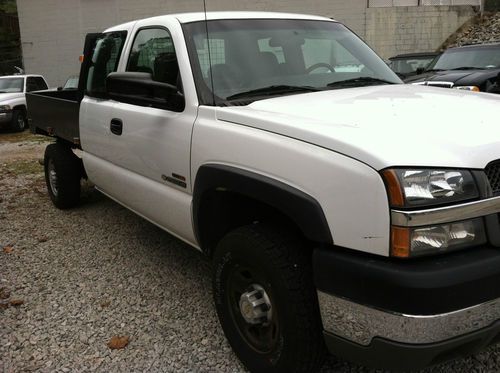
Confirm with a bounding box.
[318,291,500,346]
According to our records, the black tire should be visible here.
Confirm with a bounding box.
[10,110,26,132]
[213,224,326,373]
[44,143,82,209]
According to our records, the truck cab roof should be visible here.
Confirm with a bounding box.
[105,11,335,32]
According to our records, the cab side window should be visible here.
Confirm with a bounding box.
[127,28,181,89]
[86,32,127,98]
[26,77,47,92]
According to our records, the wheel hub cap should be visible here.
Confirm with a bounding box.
[239,284,272,325]
[48,160,58,196]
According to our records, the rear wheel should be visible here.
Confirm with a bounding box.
[10,110,26,132]
[44,143,82,209]
[212,224,326,373]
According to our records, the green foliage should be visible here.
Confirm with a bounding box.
[0,0,16,14]
[485,0,500,11]
[0,0,21,75]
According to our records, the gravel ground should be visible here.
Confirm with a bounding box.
[1,130,500,372]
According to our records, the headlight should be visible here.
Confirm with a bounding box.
[0,105,11,112]
[382,168,479,208]
[455,86,480,92]
[391,218,486,258]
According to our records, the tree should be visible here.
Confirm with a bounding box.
[0,0,22,75]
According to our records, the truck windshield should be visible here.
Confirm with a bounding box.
[0,77,24,93]
[427,46,500,71]
[183,19,401,105]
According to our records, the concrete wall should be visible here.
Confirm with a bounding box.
[17,0,476,86]
[17,0,367,86]
[365,5,477,59]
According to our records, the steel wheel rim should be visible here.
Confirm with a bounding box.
[227,265,280,354]
[48,159,58,196]
[17,114,25,130]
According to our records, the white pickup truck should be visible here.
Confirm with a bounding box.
[0,74,48,131]
[27,11,500,372]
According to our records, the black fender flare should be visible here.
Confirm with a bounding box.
[12,104,27,113]
[192,164,333,249]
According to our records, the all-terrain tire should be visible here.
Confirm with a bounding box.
[11,109,26,132]
[212,223,326,373]
[44,143,82,209]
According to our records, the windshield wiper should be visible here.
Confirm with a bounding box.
[326,77,396,88]
[226,85,320,100]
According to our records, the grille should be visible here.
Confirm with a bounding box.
[485,161,500,196]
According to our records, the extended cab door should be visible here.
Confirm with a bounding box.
[80,21,198,247]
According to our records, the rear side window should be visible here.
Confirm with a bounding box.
[34,77,48,90]
[26,77,47,92]
[127,28,181,88]
[86,32,127,98]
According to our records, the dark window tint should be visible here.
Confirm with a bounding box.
[86,32,127,97]
[127,28,180,87]
[26,77,46,92]
[34,77,48,90]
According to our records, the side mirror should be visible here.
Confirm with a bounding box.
[106,72,184,112]
[57,86,63,91]
[416,67,425,75]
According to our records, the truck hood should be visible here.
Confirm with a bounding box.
[216,85,500,170]
[0,92,24,103]
[405,68,500,86]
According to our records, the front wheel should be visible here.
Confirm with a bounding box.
[44,143,82,209]
[10,110,26,132]
[212,224,326,373]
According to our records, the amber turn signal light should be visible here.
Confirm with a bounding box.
[391,226,410,258]
[382,169,404,207]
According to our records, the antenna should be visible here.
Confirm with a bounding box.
[203,0,215,105]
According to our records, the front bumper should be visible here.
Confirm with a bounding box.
[0,111,12,126]
[314,246,500,369]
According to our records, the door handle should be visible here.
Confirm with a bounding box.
[110,118,123,136]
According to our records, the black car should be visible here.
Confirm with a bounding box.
[388,52,440,79]
[405,43,500,93]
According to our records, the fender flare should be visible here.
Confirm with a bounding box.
[192,164,333,248]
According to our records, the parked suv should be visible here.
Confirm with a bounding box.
[406,43,500,93]
[388,52,440,79]
[0,75,49,131]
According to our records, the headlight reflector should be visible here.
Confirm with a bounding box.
[391,218,486,258]
[455,86,480,92]
[383,169,479,208]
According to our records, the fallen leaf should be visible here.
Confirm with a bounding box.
[3,246,13,254]
[0,288,10,299]
[100,301,111,308]
[107,335,129,350]
[37,237,48,243]
[10,299,24,306]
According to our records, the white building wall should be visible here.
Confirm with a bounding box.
[17,0,367,87]
[17,0,476,86]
